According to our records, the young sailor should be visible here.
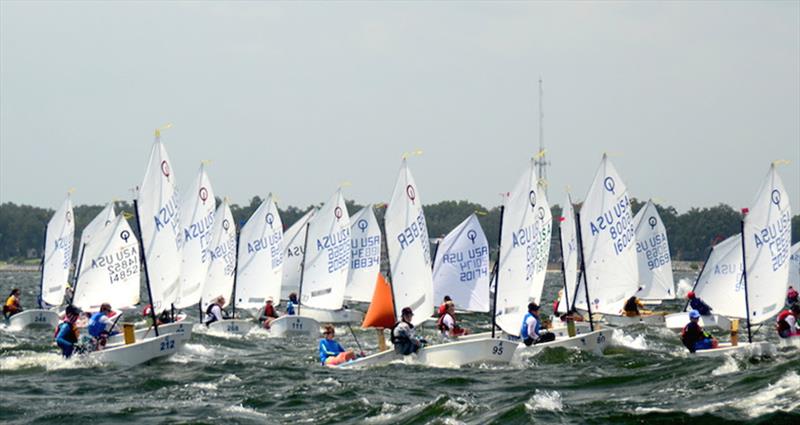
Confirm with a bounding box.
[259,298,279,329]
[391,307,424,355]
[521,303,555,346]
[787,286,799,307]
[286,293,299,316]
[776,304,800,338]
[686,291,713,316]
[621,296,650,317]
[204,296,228,326]
[437,295,452,316]
[55,306,81,358]
[681,310,718,353]
[318,324,357,366]
[87,303,117,339]
[3,288,22,319]
[437,302,469,339]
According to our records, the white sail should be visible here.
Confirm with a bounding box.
[557,195,578,314]
[633,200,675,300]
[78,202,116,251]
[235,195,284,309]
[281,209,315,299]
[301,189,351,310]
[432,214,490,313]
[742,164,792,324]
[576,154,639,315]
[495,159,546,336]
[175,163,216,308]
[136,134,182,312]
[693,234,744,317]
[72,215,140,310]
[344,205,381,303]
[528,181,552,302]
[200,200,236,310]
[41,195,75,307]
[385,159,434,326]
[790,242,800,290]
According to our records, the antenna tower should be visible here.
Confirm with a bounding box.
[534,77,550,196]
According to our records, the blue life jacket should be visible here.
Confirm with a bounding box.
[286,301,296,316]
[88,312,107,338]
[520,312,540,339]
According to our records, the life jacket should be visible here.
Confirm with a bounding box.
[88,312,108,337]
[390,320,413,344]
[520,312,539,339]
[264,304,277,318]
[437,313,454,332]
[205,304,220,325]
[54,321,79,344]
[776,310,793,333]
[552,299,560,314]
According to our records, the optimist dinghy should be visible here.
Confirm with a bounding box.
[8,195,75,331]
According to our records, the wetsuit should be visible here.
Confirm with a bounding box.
[319,339,346,365]
[689,298,712,316]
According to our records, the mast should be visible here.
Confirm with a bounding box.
[133,198,160,336]
[37,225,48,309]
[297,222,311,316]
[491,206,505,339]
[557,218,570,315]
[739,215,753,343]
[575,211,595,332]
[683,243,715,312]
[231,228,240,318]
[68,243,87,306]
[533,77,550,198]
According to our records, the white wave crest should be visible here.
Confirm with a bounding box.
[711,355,740,376]
[525,390,563,412]
[688,371,800,417]
[676,278,694,299]
[0,351,97,371]
[225,404,269,419]
[611,329,649,350]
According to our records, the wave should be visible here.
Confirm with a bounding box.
[525,390,563,412]
[688,371,800,418]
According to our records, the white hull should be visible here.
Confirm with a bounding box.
[91,333,185,367]
[297,307,364,324]
[107,320,193,345]
[459,321,594,343]
[640,299,665,305]
[665,312,731,331]
[515,329,612,357]
[778,336,800,349]
[207,319,256,336]
[5,309,60,331]
[268,315,320,337]
[603,314,666,327]
[692,341,775,357]
[338,337,517,369]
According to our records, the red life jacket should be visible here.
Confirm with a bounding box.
[776,310,794,332]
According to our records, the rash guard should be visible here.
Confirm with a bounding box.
[319,339,345,365]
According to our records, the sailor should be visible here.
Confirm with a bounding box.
[437,295,452,316]
[391,307,424,355]
[3,288,23,319]
[787,286,799,307]
[55,306,81,358]
[259,298,279,329]
[686,291,713,316]
[681,310,718,353]
[286,293,299,316]
[88,303,117,339]
[552,289,564,315]
[521,303,555,346]
[318,324,357,366]
[621,296,650,317]
[204,296,227,326]
[437,302,469,339]
[776,304,800,338]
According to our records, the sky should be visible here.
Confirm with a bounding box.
[1,1,798,214]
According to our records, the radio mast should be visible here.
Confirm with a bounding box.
[534,77,550,197]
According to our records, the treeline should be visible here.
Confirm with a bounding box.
[0,198,798,264]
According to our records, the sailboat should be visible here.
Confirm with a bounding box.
[200,199,254,335]
[344,205,382,303]
[690,164,790,356]
[294,189,364,324]
[7,194,74,331]
[70,214,187,366]
[340,158,517,368]
[432,213,490,314]
[632,200,675,306]
[174,163,216,311]
[281,208,315,300]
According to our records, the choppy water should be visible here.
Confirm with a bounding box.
[1,271,798,424]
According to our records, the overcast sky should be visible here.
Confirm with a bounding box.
[2,1,798,214]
